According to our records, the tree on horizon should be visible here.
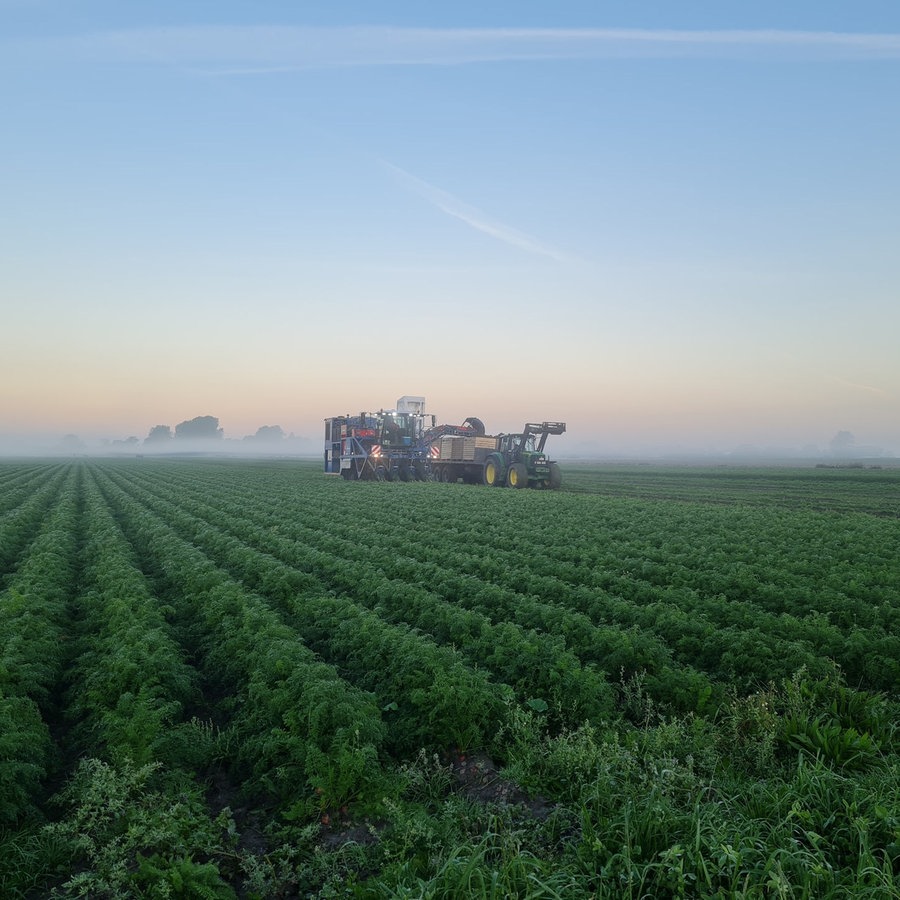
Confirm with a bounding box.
[175,416,223,441]
[144,425,173,444]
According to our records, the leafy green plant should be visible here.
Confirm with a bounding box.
[132,853,236,899]
[781,716,879,771]
[42,758,236,898]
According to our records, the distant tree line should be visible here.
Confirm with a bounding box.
[144,416,224,444]
[243,425,285,443]
[143,417,287,445]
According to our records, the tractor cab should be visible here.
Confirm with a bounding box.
[498,432,537,461]
[500,422,566,464]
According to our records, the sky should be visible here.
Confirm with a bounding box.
[2,1,899,457]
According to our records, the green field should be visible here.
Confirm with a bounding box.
[1,459,898,897]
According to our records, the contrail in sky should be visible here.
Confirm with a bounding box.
[381,162,571,262]
[9,26,900,70]
[827,376,890,398]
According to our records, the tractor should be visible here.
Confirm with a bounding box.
[482,422,566,489]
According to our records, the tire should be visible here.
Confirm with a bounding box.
[441,466,455,484]
[548,462,562,490]
[507,462,528,489]
[413,460,427,482]
[375,465,389,482]
[483,458,503,487]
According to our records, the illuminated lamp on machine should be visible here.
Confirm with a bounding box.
[370,445,382,458]
[430,445,441,459]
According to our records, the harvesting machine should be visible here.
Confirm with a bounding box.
[324,397,434,481]
[325,397,566,488]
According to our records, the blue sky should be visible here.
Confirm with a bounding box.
[2,1,899,455]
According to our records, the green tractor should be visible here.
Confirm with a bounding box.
[482,422,566,489]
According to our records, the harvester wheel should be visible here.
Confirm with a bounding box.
[441,466,455,483]
[413,460,427,481]
[483,459,503,487]
[548,462,562,490]
[375,465,389,482]
[507,463,528,489]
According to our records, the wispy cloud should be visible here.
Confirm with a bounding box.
[827,375,890,398]
[11,25,900,71]
[382,162,570,262]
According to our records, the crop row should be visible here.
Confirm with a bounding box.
[0,462,59,513]
[562,463,900,515]
[66,468,202,766]
[101,464,645,723]
[0,467,80,823]
[95,466,515,754]
[88,466,396,813]
[119,462,900,696]
[0,465,70,580]
[311,478,900,692]
[1,466,250,894]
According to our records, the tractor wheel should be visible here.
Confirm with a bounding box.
[441,466,455,484]
[548,462,562,490]
[507,463,528,489]
[483,458,503,487]
[375,465,389,482]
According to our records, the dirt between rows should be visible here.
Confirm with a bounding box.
[207,749,553,859]
[447,750,554,819]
